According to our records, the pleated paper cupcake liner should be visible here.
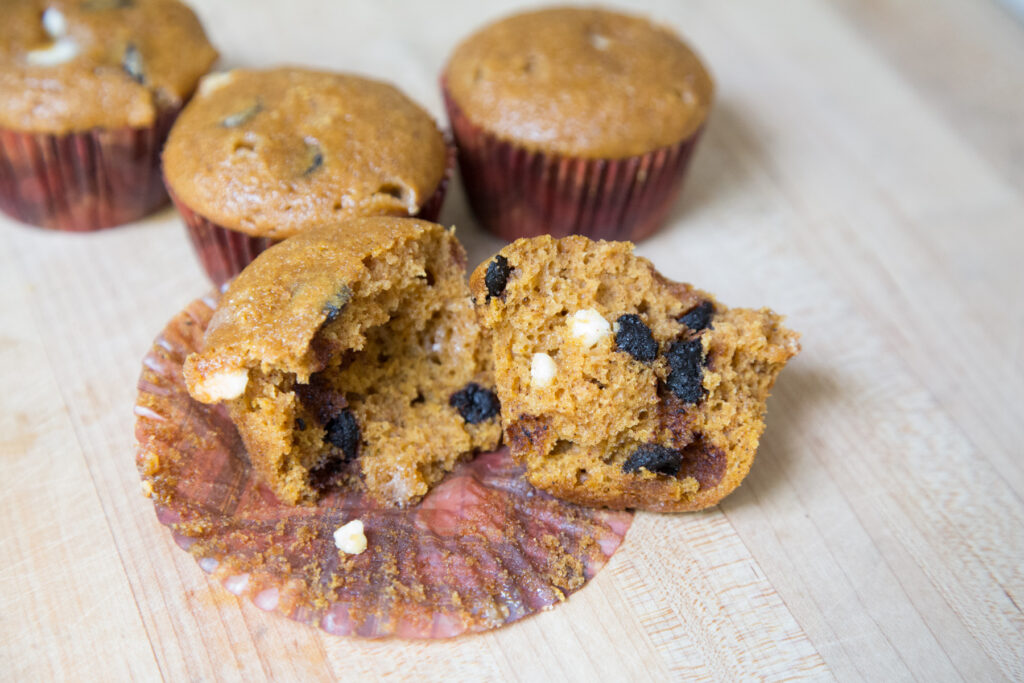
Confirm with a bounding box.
[442,81,703,243]
[0,107,180,232]
[134,293,632,639]
[168,140,456,286]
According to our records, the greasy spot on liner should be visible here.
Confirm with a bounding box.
[622,444,682,476]
[484,255,511,301]
[614,314,658,362]
[449,383,500,424]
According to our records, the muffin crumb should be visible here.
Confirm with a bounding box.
[183,217,501,506]
[469,235,799,511]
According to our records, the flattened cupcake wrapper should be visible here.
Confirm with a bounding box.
[135,294,632,639]
[168,140,456,286]
[0,107,180,232]
[442,82,703,242]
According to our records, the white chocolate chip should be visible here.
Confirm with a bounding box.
[531,352,556,388]
[194,368,249,401]
[26,38,79,66]
[26,8,78,66]
[198,71,235,97]
[42,8,68,39]
[589,33,611,51]
[568,309,611,348]
[334,519,367,555]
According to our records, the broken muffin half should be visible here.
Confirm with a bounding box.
[469,235,800,512]
[184,217,500,506]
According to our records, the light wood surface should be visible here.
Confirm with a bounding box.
[2,0,1022,680]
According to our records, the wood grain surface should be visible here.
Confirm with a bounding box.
[2,0,1022,680]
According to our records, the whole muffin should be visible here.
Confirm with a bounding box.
[0,0,217,231]
[469,236,799,512]
[183,216,501,507]
[442,6,713,242]
[163,67,453,285]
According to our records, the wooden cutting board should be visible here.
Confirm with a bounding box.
[3,0,1022,679]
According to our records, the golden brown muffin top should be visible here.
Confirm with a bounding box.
[184,216,446,404]
[0,0,217,133]
[444,6,714,159]
[163,67,449,239]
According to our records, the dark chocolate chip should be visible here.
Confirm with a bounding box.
[679,301,714,332]
[322,286,352,323]
[614,314,658,362]
[622,444,682,476]
[449,383,501,424]
[295,417,306,431]
[122,44,144,84]
[484,255,511,300]
[302,138,323,176]
[221,101,262,128]
[665,338,706,404]
[324,410,360,461]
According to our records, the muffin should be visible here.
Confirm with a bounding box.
[183,216,501,507]
[163,67,453,285]
[136,293,631,638]
[0,0,217,231]
[469,236,799,511]
[442,6,713,242]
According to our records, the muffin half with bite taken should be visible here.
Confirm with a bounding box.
[163,67,453,285]
[183,216,500,507]
[470,235,799,511]
[0,0,217,231]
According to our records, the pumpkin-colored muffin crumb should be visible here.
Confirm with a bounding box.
[469,236,799,511]
[184,217,500,506]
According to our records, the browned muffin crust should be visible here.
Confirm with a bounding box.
[469,236,799,511]
[444,6,713,158]
[0,0,217,133]
[163,67,449,240]
[184,217,500,507]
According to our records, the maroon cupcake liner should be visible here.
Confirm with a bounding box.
[442,80,704,243]
[0,107,180,232]
[169,140,456,286]
[135,293,632,638]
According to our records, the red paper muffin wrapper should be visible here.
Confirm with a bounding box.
[0,107,180,232]
[442,80,704,242]
[169,140,456,286]
[135,293,632,639]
